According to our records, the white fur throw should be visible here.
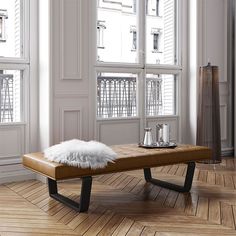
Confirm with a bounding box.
[44,139,117,169]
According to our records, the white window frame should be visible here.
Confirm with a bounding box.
[0,0,30,126]
[89,0,186,142]
[0,0,29,64]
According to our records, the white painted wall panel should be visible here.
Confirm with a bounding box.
[0,126,24,158]
[98,120,140,145]
[61,109,82,141]
[60,0,82,80]
[204,0,227,82]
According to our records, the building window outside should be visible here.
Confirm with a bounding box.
[132,31,137,50]
[97,20,106,49]
[0,9,7,42]
[146,0,161,16]
[130,25,137,51]
[133,0,136,13]
[153,33,159,51]
[96,0,178,119]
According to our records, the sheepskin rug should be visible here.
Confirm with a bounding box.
[44,139,117,169]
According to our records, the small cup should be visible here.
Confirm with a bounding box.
[156,124,170,145]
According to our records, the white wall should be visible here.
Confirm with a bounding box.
[187,0,233,154]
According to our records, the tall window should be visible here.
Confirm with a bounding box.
[0,0,28,123]
[97,20,106,49]
[130,26,137,51]
[153,33,159,51]
[96,0,179,119]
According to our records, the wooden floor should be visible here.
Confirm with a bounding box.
[1,158,236,236]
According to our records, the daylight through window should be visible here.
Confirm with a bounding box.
[96,0,179,119]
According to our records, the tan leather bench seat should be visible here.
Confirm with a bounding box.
[23,144,211,180]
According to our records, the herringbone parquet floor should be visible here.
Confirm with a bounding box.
[1,158,236,235]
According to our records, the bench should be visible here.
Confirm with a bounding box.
[22,144,211,212]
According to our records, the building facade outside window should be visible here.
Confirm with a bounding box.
[146,0,162,16]
[95,0,179,121]
[0,0,29,123]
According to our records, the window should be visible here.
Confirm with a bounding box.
[130,26,137,51]
[97,73,137,118]
[153,33,159,51]
[97,20,106,49]
[0,0,28,124]
[0,70,22,122]
[146,0,161,16]
[0,0,23,58]
[95,0,179,119]
[146,74,176,116]
[97,0,138,63]
[132,31,137,50]
[0,9,7,42]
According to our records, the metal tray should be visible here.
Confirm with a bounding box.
[138,142,177,149]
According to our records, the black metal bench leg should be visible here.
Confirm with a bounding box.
[48,176,92,212]
[143,162,196,193]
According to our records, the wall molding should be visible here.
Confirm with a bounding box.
[0,168,35,184]
[60,107,83,141]
[59,0,82,80]
[0,126,25,162]
[54,91,89,98]
[220,104,227,142]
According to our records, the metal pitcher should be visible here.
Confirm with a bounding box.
[143,127,153,146]
[156,124,170,144]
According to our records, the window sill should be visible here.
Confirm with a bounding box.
[152,50,162,54]
[0,122,26,126]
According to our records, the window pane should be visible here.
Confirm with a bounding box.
[0,0,22,58]
[146,0,176,65]
[97,0,138,63]
[146,74,176,116]
[0,70,22,123]
[97,72,137,118]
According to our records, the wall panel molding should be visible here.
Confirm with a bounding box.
[97,119,140,145]
[220,104,227,142]
[54,91,89,98]
[59,0,82,80]
[60,107,83,141]
[0,126,25,160]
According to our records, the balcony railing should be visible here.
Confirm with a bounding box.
[97,76,163,118]
[146,78,162,116]
[97,76,137,118]
[0,74,14,122]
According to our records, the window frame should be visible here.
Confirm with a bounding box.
[91,0,183,121]
[0,0,30,126]
[0,0,29,64]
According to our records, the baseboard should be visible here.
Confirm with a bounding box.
[0,169,36,184]
[221,148,234,157]
[36,174,47,183]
